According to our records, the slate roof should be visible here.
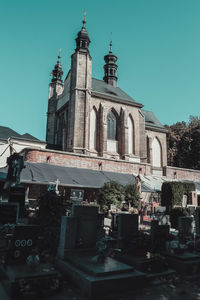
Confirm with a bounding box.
[142,110,167,132]
[92,78,142,107]
[0,162,152,192]
[0,126,38,141]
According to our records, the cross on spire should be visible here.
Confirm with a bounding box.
[83,10,86,27]
[109,32,112,53]
[58,48,61,60]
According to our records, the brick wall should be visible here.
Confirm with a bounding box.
[23,149,152,175]
[163,166,200,182]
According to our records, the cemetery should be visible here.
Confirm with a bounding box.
[0,154,200,298]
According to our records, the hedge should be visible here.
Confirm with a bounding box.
[161,181,195,211]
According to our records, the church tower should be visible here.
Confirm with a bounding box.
[46,52,63,146]
[103,41,118,87]
[67,13,92,153]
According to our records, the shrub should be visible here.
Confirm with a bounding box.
[98,181,125,214]
[161,181,195,211]
[124,184,140,209]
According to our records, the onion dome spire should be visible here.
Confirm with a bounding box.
[51,49,63,84]
[103,40,118,87]
[75,11,91,52]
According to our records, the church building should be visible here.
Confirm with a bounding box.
[46,17,167,174]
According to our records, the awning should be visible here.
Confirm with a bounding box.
[0,162,141,190]
[3,162,190,193]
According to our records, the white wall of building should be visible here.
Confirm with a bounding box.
[0,138,46,168]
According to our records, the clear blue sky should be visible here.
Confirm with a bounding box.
[0,0,200,140]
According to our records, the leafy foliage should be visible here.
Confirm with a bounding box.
[161,181,195,211]
[166,116,200,169]
[98,181,140,214]
[124,184,140,209]
[98,181,125,214]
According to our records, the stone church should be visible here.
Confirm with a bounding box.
[46,17,167,173]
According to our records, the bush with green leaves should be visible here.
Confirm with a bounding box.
[98,181,140,214]
[98,181,125,214]
[161,181,195,211]
[124,184,140,210]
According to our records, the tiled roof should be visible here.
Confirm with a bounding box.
[0,126,38,141]
[142,110,167,132]
[92,78,142,106]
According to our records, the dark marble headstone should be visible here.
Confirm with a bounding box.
[7,224,40,263]
[117,213,138,241]
[195,209,200,235]
[9,187,25,217]
[151,220,170,251]
[71,205,99,248]
[58,216,78,259]
[178,216,194,236]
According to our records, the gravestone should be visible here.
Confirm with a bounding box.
[154,206,166,214]
[178,216,195,237]
[71,205,99,248]
[0,202,19,225]
[57,216,78,259]
[9,186,25,217]
[151,220,170,252]
[117,213,138,241]
[6,224,40,263]
[195,209,200,235]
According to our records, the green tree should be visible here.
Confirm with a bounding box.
[124,184,140,209]
[98,181,125,214]
[165,116,200,170]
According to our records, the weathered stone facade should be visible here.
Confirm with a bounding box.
[46,19,167,170]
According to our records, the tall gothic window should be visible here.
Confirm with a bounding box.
[89,108,97,150]
[107,111,117,140]
[128,115,134,154]
[152,137,162,167]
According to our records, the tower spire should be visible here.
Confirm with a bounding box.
[103,40,118,87]
[50,50,63,84]
[75,12,90,53]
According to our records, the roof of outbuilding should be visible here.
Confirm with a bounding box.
[92,78,142,107]
[142,110,167,132]
[0,162,153,192]
[0,126,39,141]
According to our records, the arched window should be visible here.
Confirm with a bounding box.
[128,116,134,154]
[152,137,162,167]
[89,108,97,150]
[146,136,150,163]
[107,111,117,140]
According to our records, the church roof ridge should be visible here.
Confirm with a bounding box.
[91,78,143,107]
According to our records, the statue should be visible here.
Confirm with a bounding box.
[4,153,25,188]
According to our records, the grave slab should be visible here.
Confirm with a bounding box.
[162,251,200,278]
[56,249,145,298]
[0,263,62,297]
